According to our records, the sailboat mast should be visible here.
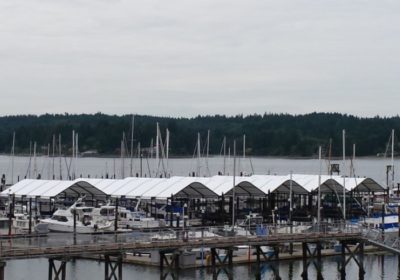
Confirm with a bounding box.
[166,129,170,177]
[342,129,346,221]
[28,141,32,178]
[232,139,236,228]
[223,136,226,175]
[243,134,246,159]
[197,132,201,176]
[47,143,50,179]
[391,129,395,192]
[52,134,55,179]
[33,141,37,179]
[351,143,356,177]
[72,130,75,180]
[11,132,15,184]
[75,133,78,178]
[156,123,159,164]
[121,132,125,179]
[130,115,134,177]
[318,146,322,226]
[59,134,62,180]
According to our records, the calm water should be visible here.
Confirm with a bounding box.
[4,254,399,280]
[0,156,397,279]
[0,155,396,186]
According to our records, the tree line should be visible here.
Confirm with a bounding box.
[0,112,398,157]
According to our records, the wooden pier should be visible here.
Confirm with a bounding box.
[0,224,371,280]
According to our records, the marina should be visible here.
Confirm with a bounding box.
[0,157,399,279]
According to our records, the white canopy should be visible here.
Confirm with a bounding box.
[1,174,383,200]
[0,179,107,199]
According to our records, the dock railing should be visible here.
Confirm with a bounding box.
[0,222,362,259]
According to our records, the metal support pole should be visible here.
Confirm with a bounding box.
[28,197,32,234]
[340,241,346,279]
[0,262,6,280]
[114,198,119,232]
[317,242,323,280]
[359,242,365,279]
[48,259,66,280]
[301,243,308,280]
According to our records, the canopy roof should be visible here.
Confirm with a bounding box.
[343,177,385,192]
[0,179,107,199]
[84,176,217,199]
[246,175,309,194]
[1,174,384,200]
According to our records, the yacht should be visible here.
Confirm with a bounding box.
[39,198,113,234]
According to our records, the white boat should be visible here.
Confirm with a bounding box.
[129,212,162,229]
[362,214,399,235]
[92,204,163,229]
[12,213,49,234]
[39,199,113,234]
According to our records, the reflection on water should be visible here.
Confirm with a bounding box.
[4,254,400,280]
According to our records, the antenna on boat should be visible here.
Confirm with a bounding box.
[223,136,226,175]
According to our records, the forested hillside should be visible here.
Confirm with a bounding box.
[0,113,397,157]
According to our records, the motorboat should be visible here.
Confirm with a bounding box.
[12,213,49,234]
[39,198,113,234]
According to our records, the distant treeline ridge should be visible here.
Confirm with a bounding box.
[0,112,398,157]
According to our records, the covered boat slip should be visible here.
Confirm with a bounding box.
[0,174,385,222]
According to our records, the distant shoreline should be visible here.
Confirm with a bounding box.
[0,153,384,160]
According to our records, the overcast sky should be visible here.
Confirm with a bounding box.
[1,0,399,117]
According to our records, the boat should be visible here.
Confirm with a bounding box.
[12,213,49,234]
[362,214,399,236]
[92,203,163,229]
[39,198,113,234]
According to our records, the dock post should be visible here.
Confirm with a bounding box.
[104,254,123,280]
[211,248,217,279]
[274,245,281,280]
[28,197,32,234]
[316,242,323,280]
[255,246,261,280]
[48,258,67,280]
[301,243,308,279]
[159,251,164,271]
[340,241,346,280]
[114,198,119,232]
[0,262,6,280]
[358,241,365,279]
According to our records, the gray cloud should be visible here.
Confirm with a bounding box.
[1,0,400,117]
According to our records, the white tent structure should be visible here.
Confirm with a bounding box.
[244,175,308,194]
[0,174,384,201]
[291,174,350,193]
[0,179,107,199]
[343,177,385,193]
[83,176,217,200]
